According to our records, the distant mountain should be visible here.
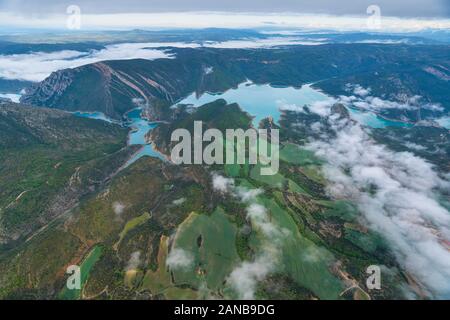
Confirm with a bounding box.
[0,40,105,55]
[0,28,266,45]
[21,45,450,122]
[0,79,30,94]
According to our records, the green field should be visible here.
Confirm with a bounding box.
[141,235,172,294]
[250,163,307,194]
[170,208,241,292]
[249,193,344,299]
[59,245,103,300]
[114,212,151,250]
[279,144,322,165]
[141,235,199,299]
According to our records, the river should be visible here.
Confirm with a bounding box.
[73,108,165,167]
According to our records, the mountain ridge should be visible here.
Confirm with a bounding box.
[20,45,450,122]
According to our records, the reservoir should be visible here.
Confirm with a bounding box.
[74,109,165,166]
[175,81,416,129]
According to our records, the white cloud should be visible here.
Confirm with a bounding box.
[404,142,427,151]
[310,98,338,117]
[211,173,287,299]
[172,197,186,206]
[204,37,326,49]
[310,122,323,133]
[351,39,411,44]
[235,187,263,202]
[227,198,288,299]
[166,248,194,270]
[305,111,450,298]
[227,252,276,300]
[352,84,371,97]
[0,38,327,83]
[278,103,307,113]
[126,251,141,271]
[0,43,173,82]
[281,84,445,123]
[343,84,444,112]
[112,201,125,216]
[212,174,235,193]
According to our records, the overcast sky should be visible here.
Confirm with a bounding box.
[0,0,449,31]
[1,0,449,18]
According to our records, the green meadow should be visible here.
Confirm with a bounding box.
[59,245,103,300]
[170,208,240,292]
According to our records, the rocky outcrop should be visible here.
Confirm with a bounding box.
[330,103,351,120]
[18,52,244,120]
[21,69,76,107]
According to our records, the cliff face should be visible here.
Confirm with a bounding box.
[20,50,246,120]
[21,69,76,108]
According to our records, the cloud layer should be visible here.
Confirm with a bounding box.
[0,38,327,83]
[166,248,194,270]
[212,173,287,299]
[0,43,173,82]
[302,99,450,298]
[341,84,443,112]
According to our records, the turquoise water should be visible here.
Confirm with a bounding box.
[74,85,444,167]
[0,93,21,103]
[436,117,450,129]
[124,109,165,166]
[176,82,329,127]
[347,107,413,128]
[175,81,416,129]
[73,109,165,166]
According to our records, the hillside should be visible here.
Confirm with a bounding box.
[20,45,450,122]
[0,99,407,300]
[0,102,135,248]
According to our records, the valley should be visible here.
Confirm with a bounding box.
[0,94,416,299]
[0,36,449,300]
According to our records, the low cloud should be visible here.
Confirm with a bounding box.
[0,37,329,83]
[227,252,276,300]
[172,197,186,206]
[205,37,326,49]
[212,173,235,193]
[227,196,287,299]
[0,93,21,102]
[304,105,450,298]
[343,84,443,112]
[212,174,286,299]
[235,187,263,202]
[112,201,125,216]
[352,84,371,97]
[166,248,194,270]
[126,251,141,271]
[279,98,338,117]
[0,43,173,82]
